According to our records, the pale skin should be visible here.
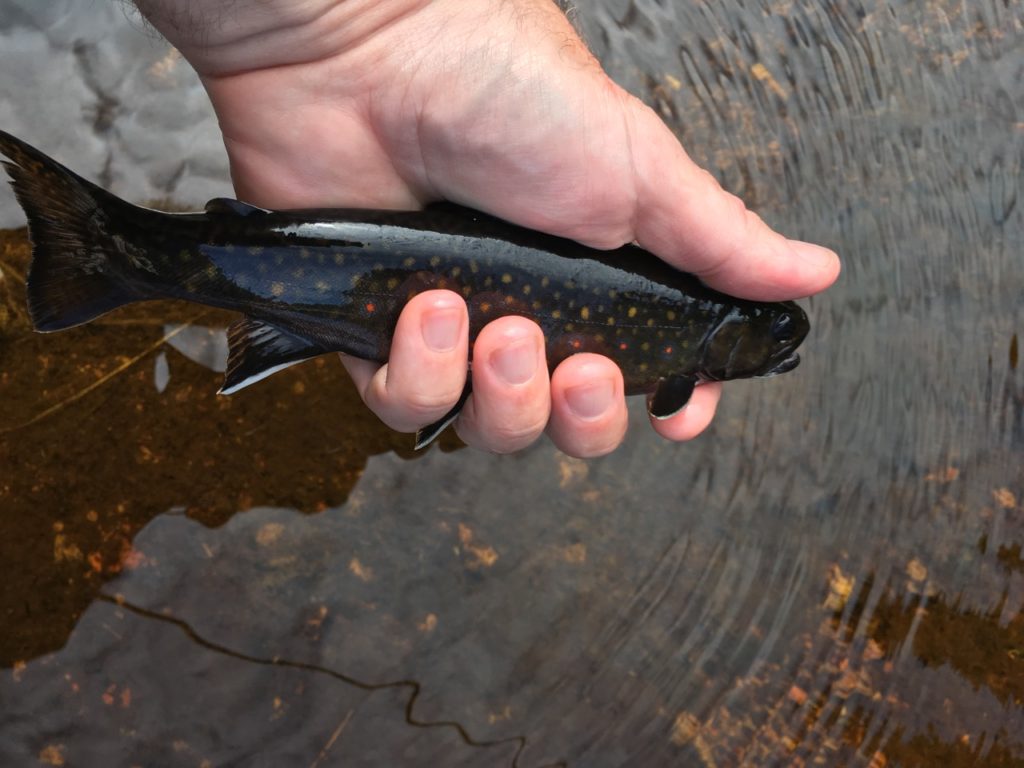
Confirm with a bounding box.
[134,0,840,456]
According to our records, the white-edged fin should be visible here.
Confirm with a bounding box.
[414,381,472,449]
[219,317,327,395]
[648,375,697,420]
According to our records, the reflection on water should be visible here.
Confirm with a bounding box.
[1,0,1022,765]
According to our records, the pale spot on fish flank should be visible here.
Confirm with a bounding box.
[628,306,638,318]
[501,273,512,284]
[580,306,590,320]
[271,282,285,297]
[315,280,330,293]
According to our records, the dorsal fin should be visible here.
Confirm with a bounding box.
[219,317,327,394]
[204,198,268,217]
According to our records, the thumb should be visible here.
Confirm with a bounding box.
[622,93,840,301]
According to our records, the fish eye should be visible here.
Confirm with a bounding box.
[771,313,797,342]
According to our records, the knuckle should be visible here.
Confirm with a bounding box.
[551,407,627,458]
[373,383,464,433]
[400,387,464,424]
[479,414,549,454]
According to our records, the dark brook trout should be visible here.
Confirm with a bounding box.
[0,130,809,447]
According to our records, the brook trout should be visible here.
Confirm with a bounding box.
[0,131,808,447]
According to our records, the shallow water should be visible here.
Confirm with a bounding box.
[1,1,1022,766]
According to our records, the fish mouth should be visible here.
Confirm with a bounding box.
[762,352,800,376]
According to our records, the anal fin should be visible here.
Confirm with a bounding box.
[220,317,327,394]
[648,375,697,420]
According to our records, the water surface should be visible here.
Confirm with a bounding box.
[1,1,1021,765]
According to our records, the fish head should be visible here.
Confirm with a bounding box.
[698,301,809,381]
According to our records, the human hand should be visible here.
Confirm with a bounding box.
[136,0,840,456]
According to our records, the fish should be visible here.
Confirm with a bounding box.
[0,130,809,448]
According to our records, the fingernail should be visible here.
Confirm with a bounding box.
[564,379,614,420]
[422,307,463,352]
[790,240,841,274]
[489,337,539,385]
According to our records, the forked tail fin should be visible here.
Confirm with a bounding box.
[0,130,142,331]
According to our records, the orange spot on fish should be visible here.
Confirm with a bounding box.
[571,339,581,349]
[664,346,673,354]
[619,342,628,350]
[365,302,376,313]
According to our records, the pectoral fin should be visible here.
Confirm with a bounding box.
[414,380,472,450]
[220,317,327,394]
[648,375,697,420]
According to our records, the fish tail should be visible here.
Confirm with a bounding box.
[0,130,145,331]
